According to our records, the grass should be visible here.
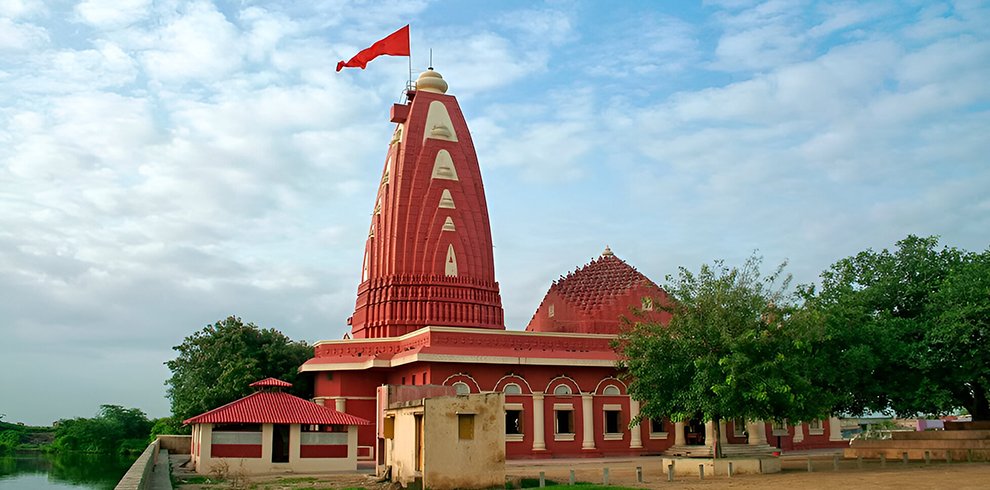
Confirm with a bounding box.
[273,476,320,484]
[178,475,224,485]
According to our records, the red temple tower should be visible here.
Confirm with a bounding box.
[350,69,504,339]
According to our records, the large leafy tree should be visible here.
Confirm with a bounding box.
[165,316,313,421]
[804,235,989,420]
[53,405,152,454]
[928,249,990,420]
[616,255,833,457]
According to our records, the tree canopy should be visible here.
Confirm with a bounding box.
[165,316,313,421]
[804,235,990,420]
[52,405,152,454]
[616,255,833,455]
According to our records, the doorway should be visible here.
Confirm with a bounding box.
[414,414,424,471]
[685,419,706,445]
[272,424,290,463]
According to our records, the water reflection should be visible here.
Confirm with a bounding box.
[0,452,133,489]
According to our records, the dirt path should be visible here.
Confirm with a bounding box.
[171,454,990,489]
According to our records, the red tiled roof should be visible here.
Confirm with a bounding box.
[183,391,372,426]
[249,377,292,388]
[547,252,657,313]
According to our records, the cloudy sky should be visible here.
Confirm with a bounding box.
[2,0,988,425]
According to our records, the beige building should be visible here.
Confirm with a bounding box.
[383,391,505,489]
[185,378,371,475]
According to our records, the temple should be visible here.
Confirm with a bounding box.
[304,69,845,463]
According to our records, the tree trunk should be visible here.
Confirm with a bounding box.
[969,383,990,421]
[712,416,723,459]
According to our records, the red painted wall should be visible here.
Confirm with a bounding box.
[300,445,348,458]
[210,444,262,458]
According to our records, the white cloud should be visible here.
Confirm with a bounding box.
[75,0,150,29]
[141,1,243,84]
[0,0,45,18]
[0,17,47,51]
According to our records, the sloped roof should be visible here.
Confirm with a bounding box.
[249,377,292,388]
[545,251,658,314]
[184,391,372,426]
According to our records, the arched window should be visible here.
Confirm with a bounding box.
[452,381,470,395]
[553,384,572,396]
[503,383,522,395]
[603,385,620,396]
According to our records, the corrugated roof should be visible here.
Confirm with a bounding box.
[249,377,293,388]
[184,391,372,426]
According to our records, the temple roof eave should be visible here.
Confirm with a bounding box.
[299,352,619,373]
[313,325,617,347]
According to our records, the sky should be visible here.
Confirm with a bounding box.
[1,0,988,426]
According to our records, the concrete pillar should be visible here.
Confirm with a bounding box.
[793,422,805,444]
[289,424,301,463]
[581,393,596,450]
[629,399,643,449]
[532,392,546,451]
[828,416,843,441]
[674,421,686,446]
[335,398,346,412]
[719,420,728,445]
[261,423,273,463]
[705,420,715,447]
[748,420,768,446]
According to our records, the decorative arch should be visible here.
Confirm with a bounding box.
[593,377,628,395]
[452,381,470,395]
[441,373,481,393]
[423,101,458,143]
[493,374,533,394]
[545,375,581,395]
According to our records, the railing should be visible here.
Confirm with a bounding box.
[115,439,160,490]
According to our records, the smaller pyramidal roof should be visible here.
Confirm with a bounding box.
[249,377,292,388]
[184,378,371,426]
[526,247,665,334]
[547,247,658,314]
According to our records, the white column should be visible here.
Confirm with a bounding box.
[261,423,273,463]
[828,416,843,441]
[747,420,768,446]
[719,420,728,445]
[289,424,301,463]
[704,421,715,448]
[532,393,546,451]
[581,393,596,450]
[793,423,805,443]
[674,421,686,446]
[628,399,643,449]
[335,398,346,412]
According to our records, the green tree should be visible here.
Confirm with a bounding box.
[148,415,189,440]
[926,247,990,420]
[52,405,152,454]
[616,255,832,457]
[165,316,313,421]
[804,235,989,419]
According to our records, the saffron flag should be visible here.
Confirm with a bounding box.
[336,25,410,72]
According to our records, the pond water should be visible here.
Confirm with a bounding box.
[0,452,134,490]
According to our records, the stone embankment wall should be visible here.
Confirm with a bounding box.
[115,439,160,490]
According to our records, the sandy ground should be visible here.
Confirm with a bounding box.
[171,453,990,489]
